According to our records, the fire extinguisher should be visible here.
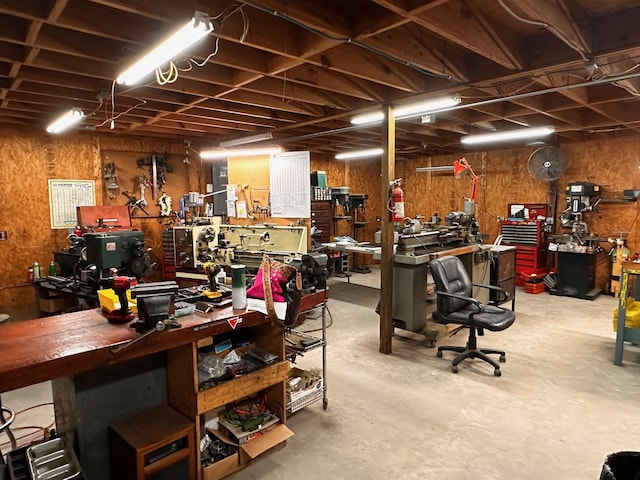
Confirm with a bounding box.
[388,179,405,222]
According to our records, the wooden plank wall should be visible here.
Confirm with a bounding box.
[0,128,193,318]
[1,127,639,317]
[308,136,640,294]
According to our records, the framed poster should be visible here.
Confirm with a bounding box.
[48,179,96,229]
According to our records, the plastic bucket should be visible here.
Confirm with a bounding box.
[600,451,640,479]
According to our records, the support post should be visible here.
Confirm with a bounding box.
[379,105,395,354]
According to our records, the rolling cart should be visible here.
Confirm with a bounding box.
[284,290,329,413]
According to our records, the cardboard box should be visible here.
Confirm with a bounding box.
[203,429,239,480]
[38,294,78,313]
[237,423,294,465]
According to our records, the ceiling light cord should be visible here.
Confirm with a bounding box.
[237,0,454,82]
[156,62,179,85]
[188,5,248,68]
[497,0,589,62]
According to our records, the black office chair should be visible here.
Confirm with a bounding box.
[429,255,515,376]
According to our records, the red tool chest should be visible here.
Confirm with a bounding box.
[499,219,547,286]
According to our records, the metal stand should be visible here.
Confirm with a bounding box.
[285,292,328,413]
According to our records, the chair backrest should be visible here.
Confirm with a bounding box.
[429,256,473,316]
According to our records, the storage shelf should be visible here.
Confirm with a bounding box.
[285,329,325,360]
[287,385,324,415]
[196,361,289,415]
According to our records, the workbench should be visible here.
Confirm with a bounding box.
[322,242,381,281]
[0,290,327,479]
[325,241,491,333]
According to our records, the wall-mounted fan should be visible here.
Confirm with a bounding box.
[527,146,568,182]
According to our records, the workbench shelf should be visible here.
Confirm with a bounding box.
[166,321,289,479]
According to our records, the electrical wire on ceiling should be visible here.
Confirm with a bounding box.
[184,4,249,69]
[148,5,250,85]
[462,53,640,102]
[237,0,455,82]
[497,0,589,62]
[95,98,147,129]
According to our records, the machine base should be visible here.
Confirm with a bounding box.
[549,287,602,301]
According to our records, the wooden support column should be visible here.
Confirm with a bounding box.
[379,105,395,354]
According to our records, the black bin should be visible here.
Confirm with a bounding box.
[601,451,640,479]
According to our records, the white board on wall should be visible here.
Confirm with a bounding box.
[269,151,311,218]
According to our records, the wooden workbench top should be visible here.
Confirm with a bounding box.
[0,306,264,393]
[0,289,328,394]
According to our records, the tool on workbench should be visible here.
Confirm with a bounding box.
[111,317,180,354]
[99,274,138,323]
[202,262,222,299]
[130,281,179,333]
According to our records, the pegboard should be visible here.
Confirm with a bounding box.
[100,150,190,218]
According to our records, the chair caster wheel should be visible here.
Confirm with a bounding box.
[437,351,443,358]
[494,369,502,377]
[499,354,506,363]
[451,365,458,373]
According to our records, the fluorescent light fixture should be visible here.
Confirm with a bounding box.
[116,11,213,86]
[394,95,461,120]
[200,147,282,159]
[350,95,461,125]
[461,126,555,145]
[219,132,274,148]
[335,148,383,160]
[416,165,455,173]
[46,108,85,134]
[350,111,385,126]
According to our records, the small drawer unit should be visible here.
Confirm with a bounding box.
[109,404,195,480]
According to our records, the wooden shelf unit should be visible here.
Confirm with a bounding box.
[166,322,288,479]
[311,200,334,244]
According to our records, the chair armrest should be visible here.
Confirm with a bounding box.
[471,283,510,306]
[471,282,506,293]
[435,290,483,312]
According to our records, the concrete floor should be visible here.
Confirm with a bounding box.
[3,268,640,479]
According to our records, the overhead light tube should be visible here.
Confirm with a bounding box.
[335,148,383,160]
[350,111,386,126]
[46,108,85,134]
[219,132,274,148]
[416,165,455,173]
[116,11,213,86]
[350,95,461,126]
[200,147,283,159]
[393,95,461,120]
[460,126,555,145]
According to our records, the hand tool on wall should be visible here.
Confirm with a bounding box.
[138,175,150,208]
[157,191,173,216]
[122,190,150,216]
[137,152,172,200]
[103,162,120,200]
